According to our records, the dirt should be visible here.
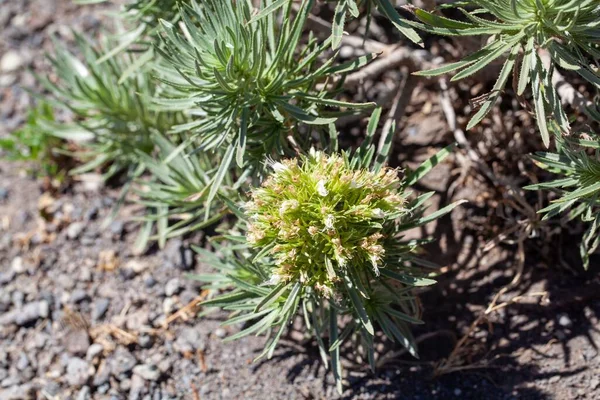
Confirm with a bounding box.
[1,1,600,399]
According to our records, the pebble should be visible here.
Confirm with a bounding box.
[67,222,85,240]
[164,278,182,297]
[11,257,26,274]
[76,386,91,400]
[66,330,91,356]
[0,384,35,400]
[558,314,572,328]
[86,344,104,362]
[70,289,90,304]
[126,259,148,274]
[0,187,8,201]
[0,301,49,326]
[92,298,110,321]
[16,353,30,371]
[109,347,137,377]
[109,220,124,237]
[66,357,92,387]
[0,50,23,73]
[133,364,161,381]
[138,334,153,349]
[162,297,177,315]
[214,328,227,339]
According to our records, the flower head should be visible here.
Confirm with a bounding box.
[245,151,407,293]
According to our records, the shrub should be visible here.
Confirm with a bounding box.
[193,115,462,392]
[414,0,600,146]
[155,0,374,208]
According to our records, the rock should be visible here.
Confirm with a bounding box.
[174,326,205,354]
[109,221,124,237]
[108,347,137,377]
[0,50,23,73]
[0,271,15,285]
[164,278,182,297]
[126,259,147,274]
[0,384,35,400]
[164,239,195,270]
[0,301,49,326]
[76,386,91,400]
[86,343,104,362]
[125,310,149,331]
[129,374,146,400]
[0,369,7,381]
[65,330,91,356]
[133,364,161,381]
[70,289,89,304]
[11,291,24,308]
[66,357,93,387]
[162,297,177,315]
[67,222,85,240]
[144,276,156,288]
[16,353,29,371]
[558,314,572,328]
[138,334,153,349]
[0,187,8,201]
[92,361,111,387]
[11,257,25,274]
[214,328,227,339]
[92,298,110,321]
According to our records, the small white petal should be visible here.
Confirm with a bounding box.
[267,274,281,285]
[324,214,335,230]
[371,208,385,218]
[271,162,287,173]
[317,179,329,196]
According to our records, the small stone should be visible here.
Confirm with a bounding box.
[66,357,93,387]
[66,330,91,356]
[138,334,153,349]
[109,221,124,237]
[162,297,177,315]
[0,384,35,400]
[86,344,104,361]
[549,375,560,383]
[133,364,161,381]
[76,386,91,400]
[558,314,572,328]
[590,377,600,390]
[164,278,182,297]
[126,259,147,274]
[11,257,25,274]
[109,347,137,377]
[93,298,110,321]
[70,289,89,304]
[454,388,462,396]
[0,187,8,201]
[16,353,29,371]
[1,301,50,326]
[339,46,355,58]
[92,361,111,387]
[67,222,85,240]
[214,328,227,339]
[144,276,156,288]
[0,50,23,73]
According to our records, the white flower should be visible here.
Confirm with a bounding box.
[271,162,287,173]
[324,214,335,230]
[371,208,385,218]
[279,199,299,217]
[267,274,282,285]
[317,179,329,196]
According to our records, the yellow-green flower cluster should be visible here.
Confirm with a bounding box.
[245,150,407,296]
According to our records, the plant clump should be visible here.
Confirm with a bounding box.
[245,150,407,295]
